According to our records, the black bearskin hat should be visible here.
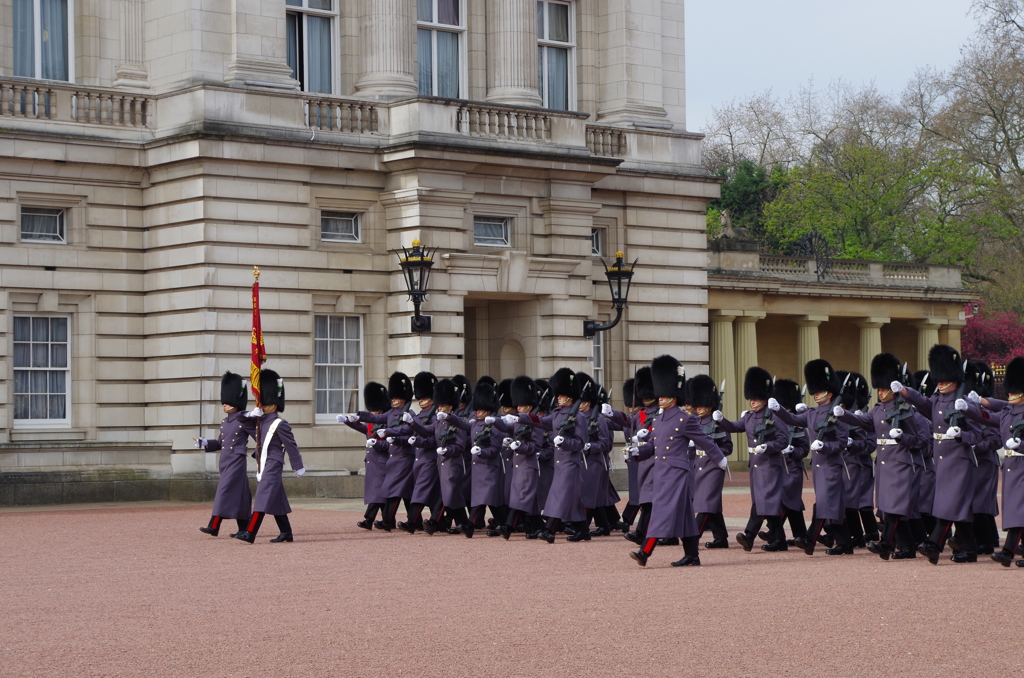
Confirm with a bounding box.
[687,374,721,410]
[364,381,390,413]
[966,361,995,399]
[476,376,497,390]
[575,371,598,404]
[743,366,773,401]
[913,370,934,397]
[1005,357,1024,395]
[651,355,686,400]
[221,371,247,411]
[870,353,903,390]
[550,367,580,399]
[804,359,841,396]
[471,382,499,413]
[260,368,286,413]
[852,372,871,410]
[838,371,866,409]
[496,379,513,409]
[597,386,609,406]
[634,367,655,402]
[927,344,964,384]
[773,379,801,412]
[388,372,413,401]
[622,378,636,409]
[511,376,538,409]
[414,372,437,400]
[432,379,460,409]
[535,379,553,411]
[452,375,472,404]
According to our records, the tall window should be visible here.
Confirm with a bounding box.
[589,330,604,388]
[13,316,70,425]
[474,216,510,247]
[21,207,66,243]
[13,0,72,81]
[286,0,336,94]
[314,315,363,417]
[537,1,574,110]
[417,0,464,98]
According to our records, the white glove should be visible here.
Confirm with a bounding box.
[955,398,968,411]
[436,411,448,421]
[502,414,519,425]
[712,410,724,422]
[847,437,853,446]
[402,412,414,423]
[386,437,395,444]
[968,391,982,404]
[407,436,417,445]
[740,410,749,418]
[470,446,482,456]
[502,437,513,447]
[718,457,728,470]
[754,444,767,454]
[510,440,521,451]
[484,416,495,425]
[811,440,824,451]
[583,442,592,450]
[295,468,306,477]
[195,437,208,449]
[767,398,780,411]
[247,407,263,418]
[601,403,613,417]
[628,446,639,458]
[688,440,695,448]
[782,445,794,455]
[795,403,808,413]
[623,449,631,462]
[945,426,961,439]
[1006,438,1020,450]
[890,381,903,394]
[553,435,565,447]
[365,439,376,448]
[631,435,640,445]
[833,405,845,417]
[376,429,387,438]
[337,414,356,423]
[635,428,650,440]
[437,447,447,455]
[889,428,903,439]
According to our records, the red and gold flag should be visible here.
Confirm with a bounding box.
[250,267,267,406]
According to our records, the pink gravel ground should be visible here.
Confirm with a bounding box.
[2,490,1021,678]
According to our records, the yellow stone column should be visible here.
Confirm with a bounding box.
[943,319,966,353]
[915,319,944,372]
[796,315,828,405]
[734,312,765,415]
[856,317,888,409]
[709,311,742,464]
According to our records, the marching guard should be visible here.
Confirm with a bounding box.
[772,379,810,544]
[687,375,733,549]
[416,379,470,533]
[357,372,416,531]
[499,376,545,539]
[340,381,391,529]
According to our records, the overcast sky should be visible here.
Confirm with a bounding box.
[685,0,979,132]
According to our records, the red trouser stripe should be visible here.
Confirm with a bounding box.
[642,537,657,555]
[210,516,222,530]
[246,512,263,532]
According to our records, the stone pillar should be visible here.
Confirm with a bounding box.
[486,0,542,106]
[114,0,149,89]
[915,319,944,372]
[355,0,418,97]
[942,319,966,353]
[796,315,827,405]
[709,312,736,416]
[224,0,297,88]
[597,0,671,127]
[856,317,888,383]
[733,312,764,415]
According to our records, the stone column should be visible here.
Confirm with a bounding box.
[486,0,542,106]
[224,0,297,88]
[796,315,827,405]
[709,311,741,463]
[733,312,765,415]
[943,319,966,353]
[114,0,149,89]
[355,0,418,97]
[915,319,944,372]
[856,317,888,382]
[597,0,671,127]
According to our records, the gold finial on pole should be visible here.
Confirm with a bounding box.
[253,265,260,281]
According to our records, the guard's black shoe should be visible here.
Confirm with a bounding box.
[704,538,729,549]
[624,532,641,544]
[486,529,502,537]
[917,541,941,565]
[396,521,416,534]
[656,538,679,546]
[461,523,475,538]
[977,543,994,555]
[566,530,591,542]
[950,551,977,563]
[817,534,835,548]
[234,531,255,544]
[947,536,963,555]
[200,526,219,536]
[761,540,788,552]
[866,541,892,560]
[612,521,630,533]
[487,518,497,529]
[864,532,880,543]
[991,550,1014,567]
[850,537,867,549]
[373,520,393,532]
[525,530,540,540]
[563,524,577,537]
[423,519,438,536]
[671,555,700,567]
[269,532,293,543]
[498,524,512,540]
[229,531,245,539]
[447,527,462,535]
[1016,543,1024,556]
[630,550,649,567]
[786,539,798,547]
[736,532,754,552]
[1016,559,1024,567]
[825,544,854,555]
[356,519,373,531]
[589,527,611,537]
[793,537,815,556]
[891,548,916,560]
[757,530,771,542]
[538,530,555,544]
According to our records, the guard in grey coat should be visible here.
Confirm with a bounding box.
[838,372,880,547]
[197,372,256,537]
[771,379,810,543]
[396,371,442,534]
[358,372,416,531]
[409,379,470,533]
[604,378,642,532]
[686,375,733,549]
[340,381,391,530]
[577,374,616,536]
[624,367,658,543]
[964,361,1001,554]
[498,376,545,539]
[236,369,305,544]
[449,382,511,537]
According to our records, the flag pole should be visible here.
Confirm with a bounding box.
[251,266,265,471]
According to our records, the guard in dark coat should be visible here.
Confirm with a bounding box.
[576,373,614,536]
[449,382,510,537]
[395,372,442,534]
[771,379,810,543]
[498,376,545,539]
[604,378,641,531]
[910,370,937,540]
[630,356,726,567]
[970,356,1024,566]
[356,372,415,531]
[624,367,658,543]
[340,381,391,529]
[716,367,790,552]
[410,379,469,533]
[839,372,880,547]
[965,361,1001,554]
[770,359,855,555]
[838,354,927,559]
[895,345,984,564]
[236,369,305,544]
[506,368,589,543]
[452,375,474,529]
[197,372,256,537]
[533,379,556,519]
[496,379,516,517]
[687,375,732,548]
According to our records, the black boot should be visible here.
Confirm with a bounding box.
[200,516,222,537]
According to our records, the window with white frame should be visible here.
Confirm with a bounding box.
[314,315,363,417]
[589,330,604,388]
[21,207,66,243]
[13,0,72,81]
[321,211,360,243]
[286,0,336,94]
[13,316,70,425]
[537,1,574,110]
[417,0,464,98]
[474,216,511,247]
[591,228,603,256]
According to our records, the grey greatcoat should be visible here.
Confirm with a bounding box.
[358,407,416,500]
[645,406,724,539]
[691,412,733,514]
[781,422,809,512]
[450,415,509,507]
[844,423,876,509]
[971,419,1002,517]
[718,407,789,516]
[581,412,613,509]
[970,399,1024,529]
[411,414,468,509]
[516,407,587,522]
[607,409,640,502]
[773,399,850,523]
[407,409,441,507]
[507,422,544,514]
[252,411,304,515]
[344,419,389,505]
[912,411,935,516]
[635,404,659,504]
[204,411,257,520]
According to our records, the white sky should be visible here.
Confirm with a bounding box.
[685,0,979,132]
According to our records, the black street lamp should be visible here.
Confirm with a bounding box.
[584,251,638,338]
[395,238,437,333]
